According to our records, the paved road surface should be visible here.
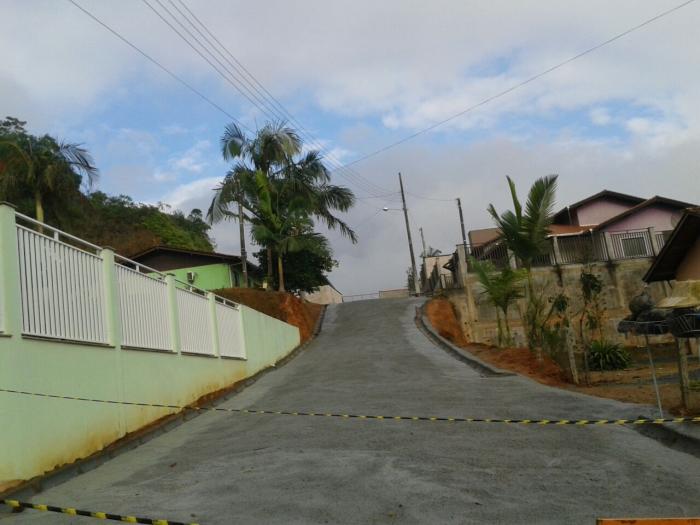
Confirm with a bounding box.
[6,298,700,524]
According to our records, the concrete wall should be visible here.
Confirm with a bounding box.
[449,247,668,347]
[379,288,410,299]
[302,285,343,305]
[0,204,300,488]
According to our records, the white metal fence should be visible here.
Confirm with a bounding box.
[2,210,256,360]
[116,264,172,351]
[215,301,245,359]
[176,288,215,355]
[608,230,655,259]
[17,225,108,344]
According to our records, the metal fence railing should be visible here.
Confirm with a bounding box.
[454,228,670,277]
[116,264,172,351]
[17,223,108,344]
[10,210,250,359]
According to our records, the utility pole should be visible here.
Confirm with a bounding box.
[456,198,467,247]
[237,179,248,288]
[399,172,420,296]
[419,227,427,292]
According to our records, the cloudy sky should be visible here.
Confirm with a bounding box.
[2,0,700,294]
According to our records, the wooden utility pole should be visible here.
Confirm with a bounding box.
[419,227,427,292]
[456,198,467,246]
[399,173,420,296]
[237,180,248,288]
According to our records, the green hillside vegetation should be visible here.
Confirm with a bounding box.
[0,117,213,256]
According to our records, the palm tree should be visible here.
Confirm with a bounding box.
[0,131,98,224]
[470,259,526,347]
[487,175,558,354]
[208,121,357,291]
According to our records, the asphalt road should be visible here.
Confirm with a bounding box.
[5,298,700,524]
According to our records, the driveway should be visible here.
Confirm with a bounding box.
[5,298,700,524]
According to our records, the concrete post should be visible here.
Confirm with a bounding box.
[0,203,22,336]
[648,226,660,256]
[603,232,615,261]
[456,244,469,289]
[456,244,478,340]
[677,339,691,410]
[208,292,221,358]
[166,275,182,354]
[551,237,562,265]
[100,248,122,348]
[507,249,518,270]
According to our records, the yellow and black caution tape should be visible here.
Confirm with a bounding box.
[1,499,198,524]
[2,387,700,426]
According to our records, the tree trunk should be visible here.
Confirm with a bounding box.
[277,254,285,292]
[35,192,45,234]
[266,246,273,290]
[237,183,248,288]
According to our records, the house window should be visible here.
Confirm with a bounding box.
[621,235,648,257]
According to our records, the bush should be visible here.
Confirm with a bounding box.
[586,340,631,371]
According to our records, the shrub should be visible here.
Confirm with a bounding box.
[586,340,631,371]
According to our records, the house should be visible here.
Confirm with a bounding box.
[129,245,259,291]
[466,190,696,266]
[644,208,700,285]
[301,283,343,305]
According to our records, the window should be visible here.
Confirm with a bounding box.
[621,236,648,257]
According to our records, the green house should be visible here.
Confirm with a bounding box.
[129,246,259,290]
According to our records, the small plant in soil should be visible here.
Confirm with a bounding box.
[586,340,631,371]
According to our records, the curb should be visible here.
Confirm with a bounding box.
[417,300,700,455]
[415,303,514,377]
[0,305,328,504]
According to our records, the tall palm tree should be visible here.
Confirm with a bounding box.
[0,132,98,224]
[487,175,558,354]
[208,121,357,291]
[471,259,525,347]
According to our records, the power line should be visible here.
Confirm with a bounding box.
[337,0,697,170]
[172,0,393,197]
[65,0,252,132]
[67,0,391,199]
[145,0,393,197]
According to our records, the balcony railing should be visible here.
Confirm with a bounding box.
[456,227,670,273]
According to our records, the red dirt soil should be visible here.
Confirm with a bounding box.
[214,288,323,343]
[426,298,568,387]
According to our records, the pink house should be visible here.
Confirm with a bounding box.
[466,190,696,267]
[552,190,691,234]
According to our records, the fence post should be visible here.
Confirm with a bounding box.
[0,203,22,336]
[166,274,182,354]
[100,248,122,348]
[551,237,562,265]
[648,226,659,256]
[507,249,518,269]
[208,293,221,358]
[603,232,615,261]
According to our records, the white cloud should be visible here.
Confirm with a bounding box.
[160,176,221,210]
[590,107,612,126]
[169,140,211,173]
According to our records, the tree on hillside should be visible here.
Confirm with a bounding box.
[208,121,356,292]
[487,175,558,357]
[0,117,98,225]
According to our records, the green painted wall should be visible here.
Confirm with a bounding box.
[0,204,300,488]
[150,262,257,291]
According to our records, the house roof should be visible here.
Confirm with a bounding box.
[552,190,645,224]
[468,224,590,246]
[593,195,696,231]
[468,227,500,246]
[130,245,243,262]
[644,208,700,282]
